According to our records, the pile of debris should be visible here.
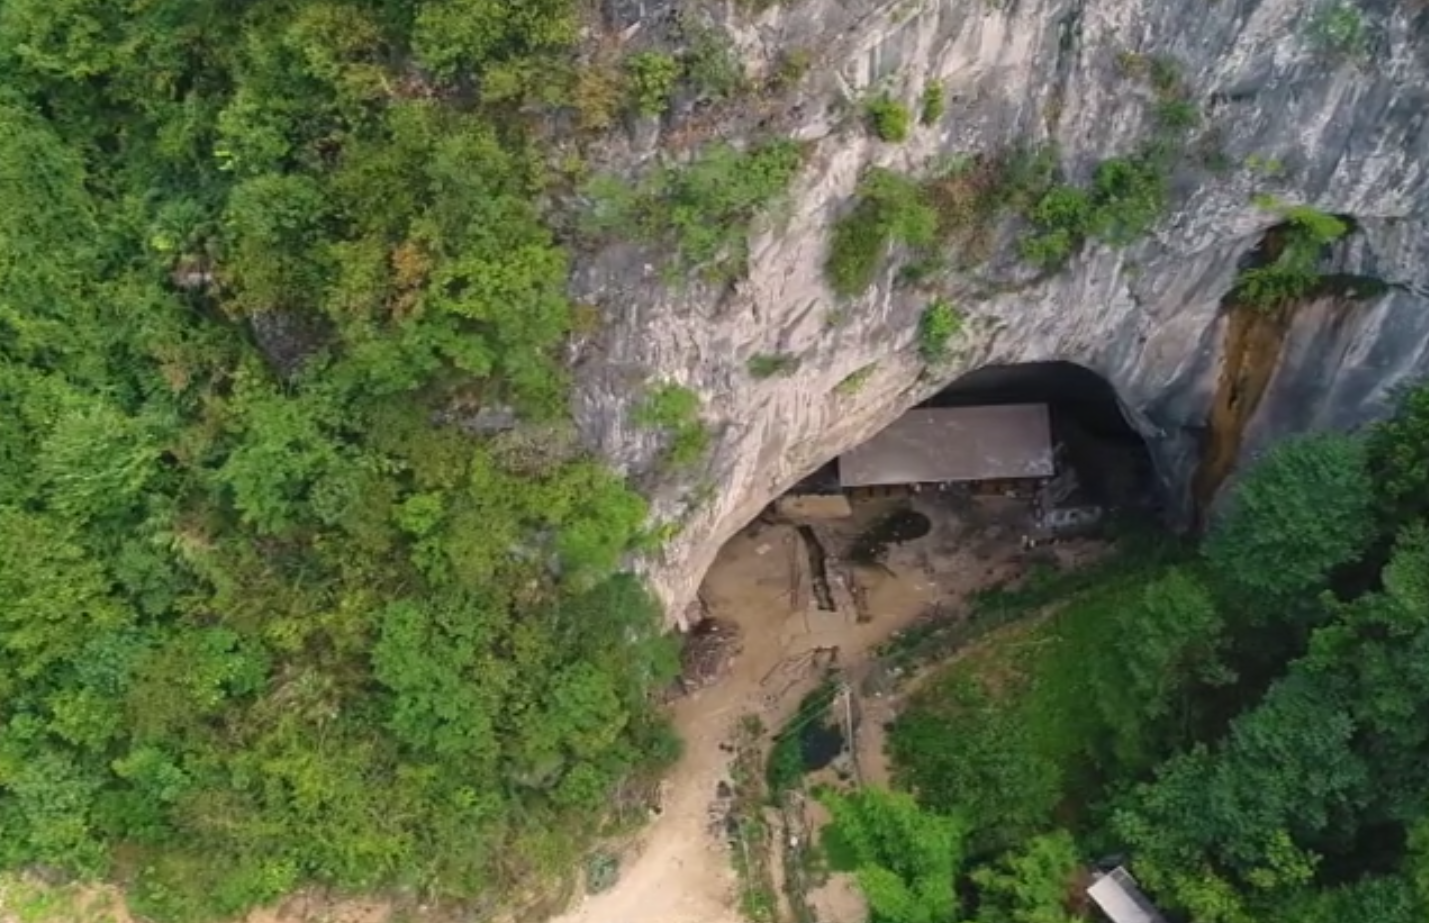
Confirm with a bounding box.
[675,614,742,696]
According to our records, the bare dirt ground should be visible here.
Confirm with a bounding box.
[550,489,1051,923]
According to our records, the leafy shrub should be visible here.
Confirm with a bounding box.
[624,51,680,116]
[1308,1,1369,59]
[634,383,710,468]
[1232,200,1349,310]
[1018,153,1168,268]
[585,851,620,894]
[585,140,804,278]
[995,145,1060,210]
[820,787,966,923]
[916,300,961,362]
[866,95,912,142]
[890,671,1065,848]
[1086,155,1169,242]
[572,62,625,132]
[1019,185,1093,268]
[970,832,1084,923]
[682,24,745,99]
[821,791,961,915]
[826,169,937,296]
[919,83,945,126]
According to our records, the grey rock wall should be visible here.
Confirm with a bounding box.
[569,0,1429,625]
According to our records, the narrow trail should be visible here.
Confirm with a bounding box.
[548,500,1033,923]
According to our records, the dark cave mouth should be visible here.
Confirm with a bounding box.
[790,361,1162,516]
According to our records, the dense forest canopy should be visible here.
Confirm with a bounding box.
[0,0,683,919]
[8,0,1429,922]
[864,387,1429,923]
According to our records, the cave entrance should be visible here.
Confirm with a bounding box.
[676,363,1158,794]
[920,360,1159,514]
[787,360,1159,522]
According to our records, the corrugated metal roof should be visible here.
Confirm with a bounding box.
[1087,868,1168,923]
[838,404,1054,487]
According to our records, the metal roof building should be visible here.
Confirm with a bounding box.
[837,404,1054,488]
[1086,867,1169,923]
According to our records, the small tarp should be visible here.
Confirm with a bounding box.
[1087,867,1169,923]
[838,404,1054,488]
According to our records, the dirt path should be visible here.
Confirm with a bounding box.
[551,493,1038,923]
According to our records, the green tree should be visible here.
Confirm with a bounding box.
[1367,383,1429,528]
[1203,433,1374,606]
[970,831,1082,923]
[822,787,966,923]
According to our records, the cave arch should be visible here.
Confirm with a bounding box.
[675,359,1163,726]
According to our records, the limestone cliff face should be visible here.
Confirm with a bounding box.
[567,0,1429,625]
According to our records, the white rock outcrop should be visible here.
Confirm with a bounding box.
[570,0,1429,625]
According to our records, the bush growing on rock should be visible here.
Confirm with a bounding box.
[866,95,913,142]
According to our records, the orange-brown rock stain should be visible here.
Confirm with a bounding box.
[1191,302,1291,530]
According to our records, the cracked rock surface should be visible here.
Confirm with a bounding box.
[568,0,1429,625]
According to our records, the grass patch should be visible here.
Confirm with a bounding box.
[0,875,121,923]
[916,299,962,362]
[748,352,801,378]
[584,139,804,280]
[770,47,813,89]
[1154,98,1200,131]
[865,95,912,142]
[681,21,746,99]
[634,383,710,468]
[919,82,946,126]
[834,363,878,395]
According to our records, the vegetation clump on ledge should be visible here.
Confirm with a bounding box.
[584,139,805,281]
[866,94,913,142]
[917,300,963,362]
[1231,197,1352,311]
[634,383,711,468]
[825,168,938,297]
